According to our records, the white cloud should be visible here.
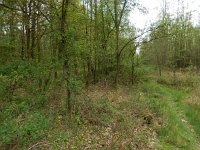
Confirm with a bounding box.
[129,0,200,29]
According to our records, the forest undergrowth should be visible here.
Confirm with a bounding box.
[1,64,200,149]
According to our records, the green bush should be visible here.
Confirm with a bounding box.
[134,66,151,83]
[18,112,49,143]
[0,75,11,100]
[0,112,49,147]
[0,120,17,146]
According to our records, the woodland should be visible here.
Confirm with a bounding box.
[1,0,200,149]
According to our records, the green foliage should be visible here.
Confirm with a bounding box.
[18,112,49,142]
[0,112,49,146]
[0,120,17,145]
[0,61,52,148]
[68,75,84,93]
[0,75,11,100]
[0,36,16,65]
[1,0,200,149]
[134,65,152,83]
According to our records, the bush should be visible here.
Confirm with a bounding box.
[0,112,49,147]
[134,66,151,83]
[0,120,17,146]
[0,75,11,100]
[18,112,49,143]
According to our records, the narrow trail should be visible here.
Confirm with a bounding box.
[170,87,200,149]
[142,76,200,149]
[176,101,200,147]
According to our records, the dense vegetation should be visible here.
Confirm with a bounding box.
[1,0,200,149]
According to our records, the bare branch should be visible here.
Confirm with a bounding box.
[104,0,115,23]
[0,3,22,12]
[119,28,152,56]
[118,0,128,26]
[28,141,53,150]
[119,23,171,56]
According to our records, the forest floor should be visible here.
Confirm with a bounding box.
[77,70,200,150]
[1,69,200,149]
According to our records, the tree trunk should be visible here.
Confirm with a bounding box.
[36,2,42,91]
[115,26,120,86]
[26,1,32,60]
[93,0,98,84]
[21,24,25,60]
[131,55,135,85]
[59,0,71,116]
[30,0,36,60]
[114,0,119,86]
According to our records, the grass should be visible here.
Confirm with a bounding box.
[140,80,200,149]
[184,104,200,135]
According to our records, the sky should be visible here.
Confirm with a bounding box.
[129,0,200,30]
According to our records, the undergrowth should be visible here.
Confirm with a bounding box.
[1,62,200,149]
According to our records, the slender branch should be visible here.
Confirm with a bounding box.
[142,33,173,45]
[119,28,151,56]
[28,141,53,150]
[38,8,51,23]
[0,3,22,12]
[118,0,128,26]
[104,0,115,23]
[119,23,171,56]
[16,0,24,12]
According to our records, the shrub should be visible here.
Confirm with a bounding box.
[0,112,50,147]
[134,66,151,83]
[18,112,49,143]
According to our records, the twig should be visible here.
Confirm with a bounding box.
[28,141,53,150]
